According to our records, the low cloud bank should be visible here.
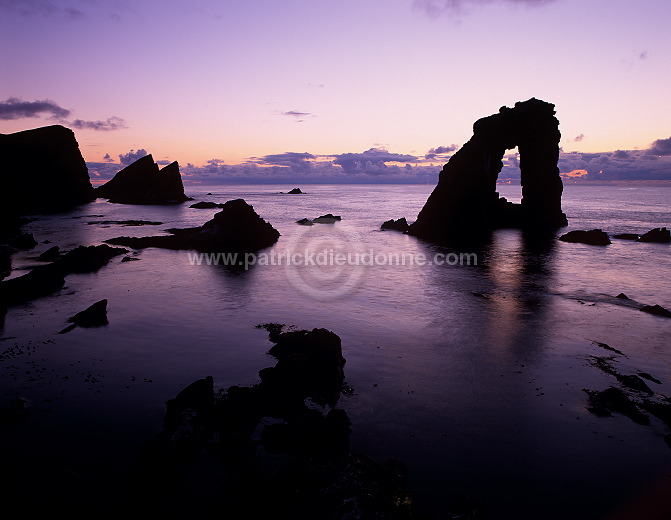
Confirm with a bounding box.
[86,138,671,185]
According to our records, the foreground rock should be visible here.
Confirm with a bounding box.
[381,218,410,232]
[106,199,280,253]
[0,125,94,215]
[558,229,611,246]
[0,244,127,306]
[60,299,109,333]
[95,155,192,205]
[408,98,567,243]
[126,325,417,518]
[69,299,109,327]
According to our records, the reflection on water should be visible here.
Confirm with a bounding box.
[1,184,670,519]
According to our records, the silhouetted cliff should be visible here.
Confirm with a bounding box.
[0,125,94,215]
[95,155,191,204]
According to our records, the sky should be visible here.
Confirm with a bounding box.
[1,0,670,183]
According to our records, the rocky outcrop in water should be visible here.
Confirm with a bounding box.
[125,324,417,518]
[0,244,127,306]
[408,98,567,242]
[381,218,410,232]
[106,198,280,253]
[559,229,611,246]
[0,125,94,216]
[639,227,670,243]
[95,155,191,205]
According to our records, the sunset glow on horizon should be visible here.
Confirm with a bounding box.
[2,0,670,183]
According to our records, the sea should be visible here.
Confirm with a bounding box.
[1,183,670,519]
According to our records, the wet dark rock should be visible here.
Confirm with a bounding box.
[615,374,653,394]
[87,219,163,226]
[558,229,611,246]
[287,188,303,194]
[68,299,108,328]
[296,218,314,226]
[640,304,671,318]
[313,213,342,223]
[585,387,650,425]
[0,244,126,306]
[612,233,639,240]
[7,232,37,250]
[37,245,61,262]
[593,341,625,356]
[0,125,94,215]
[55,244,128,273]
[381,218,410,232]
[106,199,280,253]
[638,372,662,385]
[189,201,224,209]
[121,256,140,262]
[615,293,630,300]
[0,266,66,306]
[639,227,671,243]
[95,155,192,205]
[408,98,567,243]
[0,246,12,279]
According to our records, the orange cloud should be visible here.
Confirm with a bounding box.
[560,169,589,178]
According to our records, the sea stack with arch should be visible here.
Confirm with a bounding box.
[408,98,568,242]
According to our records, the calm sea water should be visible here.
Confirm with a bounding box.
[1,183,670,518]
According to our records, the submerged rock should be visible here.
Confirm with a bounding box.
[381,218,409,232]
[189,201,225,209]
[640,304,671,318]
[37,245,61,262]
[408,98,567,243]
[95,155,192,205]
[612,233,639,240]
[558,229,611,246]
[585,387,650,425]
[106,198,280,253]
[639,227,671,243]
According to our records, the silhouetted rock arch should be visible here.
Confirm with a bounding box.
[408,98,568,242]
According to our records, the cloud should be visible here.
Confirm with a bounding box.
[281,110,314,122]
[574,134,584,142]
[254,152,316,171]
[0,97,70,120]
[413,0,558,18]
[103,153,114,162]
[70,117,128,131]
[0,97,127,131]
[119,149,149,165]
[425,144,457,160]
[333,148,419,174]
[558,147,671,181]
[647,136,671,156]
[0,0,85,19]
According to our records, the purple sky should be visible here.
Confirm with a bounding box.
[1,0,670,183]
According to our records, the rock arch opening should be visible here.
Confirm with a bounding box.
[408,98,568,242]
